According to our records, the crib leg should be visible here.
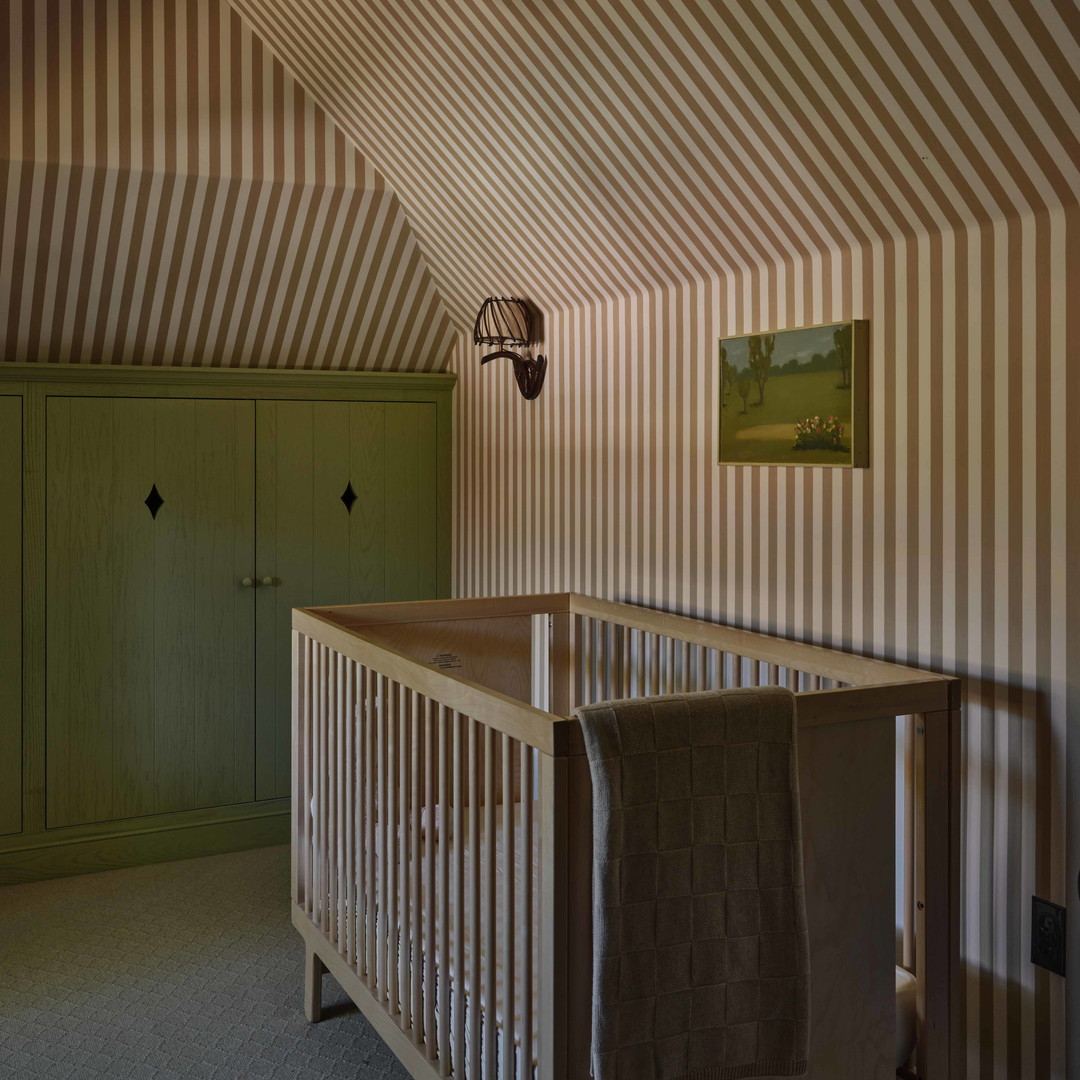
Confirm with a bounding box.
[304,945,325,1023]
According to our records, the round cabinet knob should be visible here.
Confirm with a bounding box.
[241,577,255,587]
[261,576,274,586]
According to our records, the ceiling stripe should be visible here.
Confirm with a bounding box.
[0,0,454,370]
[228,0,1079,329]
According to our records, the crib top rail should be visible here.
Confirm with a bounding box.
[296,593,959,756]
[293,606,565,755]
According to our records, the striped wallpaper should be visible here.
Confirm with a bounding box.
[224,2,1078,1077]
[0,0,1076,1074]
[0,0,454,370]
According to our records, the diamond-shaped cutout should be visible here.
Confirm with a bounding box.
[340,481,357,514]
[144,483,164,519]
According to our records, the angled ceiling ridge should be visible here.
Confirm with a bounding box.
[221,0,456,321]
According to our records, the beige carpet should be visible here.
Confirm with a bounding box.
[0,846,408,1079]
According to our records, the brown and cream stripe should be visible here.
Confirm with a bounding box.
[1,0,1077,1073]
[226,2,1079,1076]
[0,0,454,370]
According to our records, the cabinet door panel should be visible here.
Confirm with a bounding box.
[47,398,255,828]
[0,397,21,836]
[255,400,438,800]
[349,402,386,604]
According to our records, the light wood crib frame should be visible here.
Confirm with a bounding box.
[291,593,961,1080]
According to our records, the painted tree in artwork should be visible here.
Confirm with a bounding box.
[834,325,852,388]
[737,371,753,414]
[748,333,775,405]
[760,333,775,399]
[720,344,735,405]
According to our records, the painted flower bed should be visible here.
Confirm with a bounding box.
[793,415,846,451]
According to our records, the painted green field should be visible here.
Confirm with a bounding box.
[719,368,852,465]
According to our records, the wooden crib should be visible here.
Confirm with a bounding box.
[291,593,960,1080]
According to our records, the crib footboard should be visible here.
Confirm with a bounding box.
[292,627,553,1080]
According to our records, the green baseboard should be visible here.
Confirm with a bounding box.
[0,806,291,886]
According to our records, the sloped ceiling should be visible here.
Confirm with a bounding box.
[0,0,454,369]
[225,0,1078,325]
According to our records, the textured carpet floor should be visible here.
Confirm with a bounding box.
[0,845,409,1079]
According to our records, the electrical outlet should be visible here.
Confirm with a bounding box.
[1031,896,1066,977]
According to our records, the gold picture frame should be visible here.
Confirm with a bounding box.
[717,319,869,467]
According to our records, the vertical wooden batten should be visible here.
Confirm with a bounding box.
[0,395,23,836]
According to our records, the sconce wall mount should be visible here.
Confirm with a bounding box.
[473,296,547,399]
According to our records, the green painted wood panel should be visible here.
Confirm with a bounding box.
[349,402,386,605]
[46,398,255,828]
[254,401,439,799]
[0,397,22,836]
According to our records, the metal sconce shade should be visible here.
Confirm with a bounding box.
[474,296,532,347]
[474,296,547,399]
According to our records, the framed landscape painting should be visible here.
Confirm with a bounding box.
[717,319,869,467]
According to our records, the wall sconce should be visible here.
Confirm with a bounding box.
[473,296,547,399]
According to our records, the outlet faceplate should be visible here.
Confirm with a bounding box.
[1031,896,1066,977]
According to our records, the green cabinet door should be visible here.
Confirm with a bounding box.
[46,398,255,828]
[254,401,439,800]
[0,397,22,836]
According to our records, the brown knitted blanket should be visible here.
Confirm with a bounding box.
[576,687,810,1080]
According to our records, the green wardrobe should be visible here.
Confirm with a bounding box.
[0,366,454,882]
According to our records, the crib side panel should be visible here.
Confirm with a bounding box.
[293,628,543,1080]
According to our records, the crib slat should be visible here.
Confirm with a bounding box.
[410,692,423,1038]
[483,725,497,1080]
[424,697,437,1060]
[607,622,617,698]
[399,683,410,1031]
[537,751,567,1080]
[317,643,328,931]
[312,644,319,924]
[364,667,376,986]
[388,681,400,1016]
[345,658,356,967]
[335,651,345,950]
[468,717,482,1076]
[519,740,534,1080]
[291,633,302,908]
[596,618,605,701]
[452,713,466,1073]
[437,705,451,1075]
[620,623,631,698]
[303,636,314,916]
[501,732,516,1080]
[596,622,604,704]
[587,618,593,703]
[311,644,320,926]
[356,660,369,976]
[578,616,587,706]
[577,615,588,706]
[328,647,337,940]
[377,675,389,1003]
[338,652,347,947]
